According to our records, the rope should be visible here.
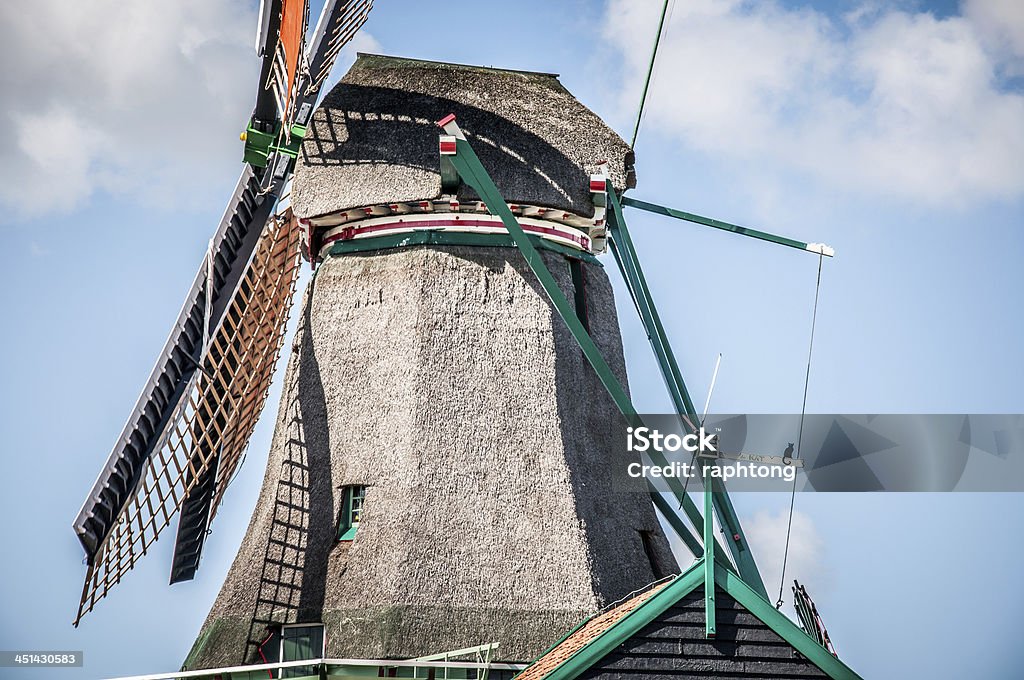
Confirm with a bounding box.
[630,0,674,149]
[777,252,824,609]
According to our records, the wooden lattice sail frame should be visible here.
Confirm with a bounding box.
[75,214,302,624]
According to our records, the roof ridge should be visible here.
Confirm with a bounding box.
[353,52,561,79]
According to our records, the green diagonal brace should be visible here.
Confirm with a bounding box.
[607,187,769,601]
[606,192,697,418]
[441,124,728,563]
[621,196,834,257]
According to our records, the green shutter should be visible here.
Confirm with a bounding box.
[280,624,324,678]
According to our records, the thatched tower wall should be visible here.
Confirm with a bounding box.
[185,246,677,667]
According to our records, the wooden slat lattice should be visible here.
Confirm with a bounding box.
[76,214,302,624]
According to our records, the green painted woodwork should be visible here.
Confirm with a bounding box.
[606,199,697,418]
[326,230,600,265]
[704,486,716,638]
[649,492,702,558]
[537,561,707,680]
[607,186,769,601]
[442,132,725,561]
[522,560,863,680]
[621,196,833,257]
[567,258,590,332]
[280,624,324,679]
[243,122,307,168]
[631,0,672,149]
[336,486,366,542]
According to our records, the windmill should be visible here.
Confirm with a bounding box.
[74,3,862,679]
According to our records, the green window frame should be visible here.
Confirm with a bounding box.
[337,485,366,541]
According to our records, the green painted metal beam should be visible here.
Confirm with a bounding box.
[703,486,716,638]
[439,121,726,561]
[621,195,834,257]
[606,196,698,418]
[607,187,769,601]
[717,563,863,680]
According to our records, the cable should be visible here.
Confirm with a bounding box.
[777,252,823,609]
[630,0,674,149]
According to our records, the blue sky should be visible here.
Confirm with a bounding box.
[1,0,1022,678]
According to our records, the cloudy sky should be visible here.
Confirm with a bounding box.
[1,1,1022,678]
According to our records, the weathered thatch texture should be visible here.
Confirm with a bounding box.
[183,245,676,669]
[291,54,636,220]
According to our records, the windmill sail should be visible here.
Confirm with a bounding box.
[72,175,297,624]
[257,0,375,143]
[169,213,302,585]
[73,166,271,583]
[72,0,375,624]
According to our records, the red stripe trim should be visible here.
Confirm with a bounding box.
[320,218,591,250]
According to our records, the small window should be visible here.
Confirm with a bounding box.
[337,485,366,541]
[279,623,324,678]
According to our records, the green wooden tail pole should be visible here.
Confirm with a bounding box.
[704,482,716,638]
[436,114,730,566]
[621,196,835,258]
[607,186,769,602]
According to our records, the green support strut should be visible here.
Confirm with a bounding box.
[607,187,769,601]
[437,115,726,565]
[620,196,834,257]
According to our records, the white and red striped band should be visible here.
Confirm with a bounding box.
[317,213,593,259]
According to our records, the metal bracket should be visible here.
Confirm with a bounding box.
[242,121,307,168]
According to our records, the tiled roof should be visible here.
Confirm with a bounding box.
[514,580,669,680]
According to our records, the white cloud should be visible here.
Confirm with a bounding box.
[744,507,827,620]
[602,0,1024,207]
[964,0,1024,75]
[0,1,258,221]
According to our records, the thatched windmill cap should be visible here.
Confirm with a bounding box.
[291,53,636,220]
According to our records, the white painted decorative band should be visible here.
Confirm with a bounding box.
[316,213,594,259]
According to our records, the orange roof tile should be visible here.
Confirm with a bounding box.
[514,580,670,680]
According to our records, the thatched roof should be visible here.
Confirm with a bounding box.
[291,54,636,220]
[183,245,676,669]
